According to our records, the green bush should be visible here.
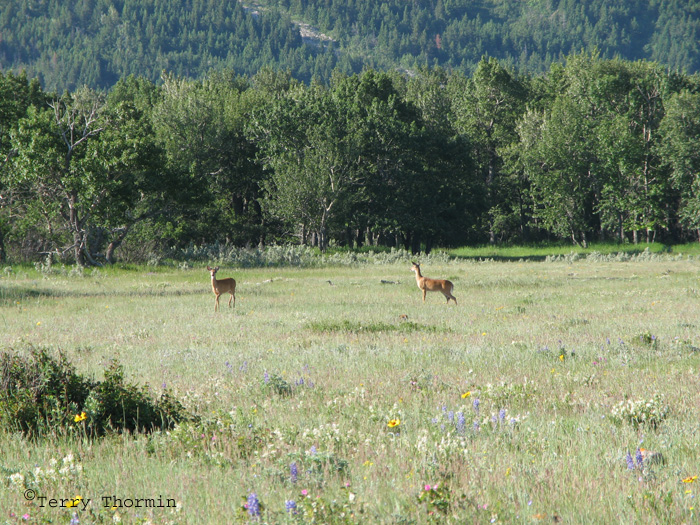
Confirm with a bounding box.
[0,347,188,437]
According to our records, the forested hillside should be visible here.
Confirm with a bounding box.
[1,0,700,92]
[2,54,700,264]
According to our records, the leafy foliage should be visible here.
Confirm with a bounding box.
[0,348,188,437]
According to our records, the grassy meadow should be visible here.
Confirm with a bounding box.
[1,251,700,523]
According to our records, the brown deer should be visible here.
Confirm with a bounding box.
[207,266,236,312]
[410,262,457,304]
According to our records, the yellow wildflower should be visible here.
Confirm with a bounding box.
[387,418,400,428]
[74,412,87,423]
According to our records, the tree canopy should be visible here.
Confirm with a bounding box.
[2,54,700,264]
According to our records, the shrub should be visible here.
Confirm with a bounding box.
[611,394,669,429]
[0,347,188,437]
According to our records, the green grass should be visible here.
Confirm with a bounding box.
[448,241,700,260]
[1,256,699,523]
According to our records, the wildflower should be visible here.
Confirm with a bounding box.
[636,448,644,469]
[456,412,466,434]
[626,452,635,470]
[9,472,25,487]
[424,484,431,491]
[683,476,698,483]
[473,420,480,431]
[559,354,564,361]
[285,500,297,513]
[22,514,29,521]
[74,412,87,423]
[290,462,298,483]
[309,446,317,455]
[301,489,308,496]
[473,398,480,413]
[70,514,80,525]
[263,371,269,384]
[388,418,401,428]
[461,391,471,399]
[247,492,260,517]
[499,408,506,422]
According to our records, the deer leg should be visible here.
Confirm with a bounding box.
[228,293,234,308]
[422,289,426,302]
[215,294,220,312]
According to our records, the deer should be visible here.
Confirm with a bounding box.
[410,262,457,304]
[207,266,236,312]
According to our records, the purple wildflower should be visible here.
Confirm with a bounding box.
[263,371,269,384]
[290,462,298,483]
[448,410,454,422]
[285,500,297,513]
[309,445,317,455]
[247,492,261,517]
[626,452,635,470]
[473,420,480,431]
[456,412,466,434]
[70,514,79,525]
[636,448,644,469]
[499,408,506,422]
[473,398,480,413]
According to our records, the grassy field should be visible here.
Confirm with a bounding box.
[1,253,699,523]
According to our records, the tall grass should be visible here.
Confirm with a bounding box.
[1,255,699,523]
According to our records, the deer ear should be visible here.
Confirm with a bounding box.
[206,266,211,270]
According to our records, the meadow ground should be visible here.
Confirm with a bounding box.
[1,252,699,523]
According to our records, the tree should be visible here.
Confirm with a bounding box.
[153,71,265,247]
[9,85,159,265]
[450,57,526,243]
[250,81,364,250]
[659,90,700,241]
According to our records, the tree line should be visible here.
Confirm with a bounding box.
[2,0,700,94]
[1,54,700,265]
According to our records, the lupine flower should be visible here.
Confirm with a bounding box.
[626,452,635,470]
[473,398,480,413]
[456,412,466,434]
[290,462,298,483]
[285,500,297,513]
[636,448,644,469]
[247,492,261,517]
[447,411,454,422]
[70,514,79,525]
[309,446,317,455]
[473,420,480,431]
[263,371,269,383]
[499,408,506,422]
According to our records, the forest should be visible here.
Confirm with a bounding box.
[1,53,700,265]
[1,0,700,93]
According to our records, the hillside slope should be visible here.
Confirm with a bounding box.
[1,0,698,91]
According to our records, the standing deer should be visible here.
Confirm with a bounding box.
[410,262,457,304]
[207,266,236,312]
